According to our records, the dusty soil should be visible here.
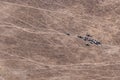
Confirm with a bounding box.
[0,0,120,80]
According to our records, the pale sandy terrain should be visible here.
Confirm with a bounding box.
[0,0,120,80]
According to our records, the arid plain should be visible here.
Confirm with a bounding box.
[0,0,120,80]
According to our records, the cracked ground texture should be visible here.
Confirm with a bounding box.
[0,0,120,80]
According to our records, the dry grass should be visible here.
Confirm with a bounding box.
[0,0,120,80]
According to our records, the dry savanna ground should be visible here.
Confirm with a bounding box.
[0,0,120,80]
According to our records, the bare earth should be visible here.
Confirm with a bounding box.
[0,0,120,80]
